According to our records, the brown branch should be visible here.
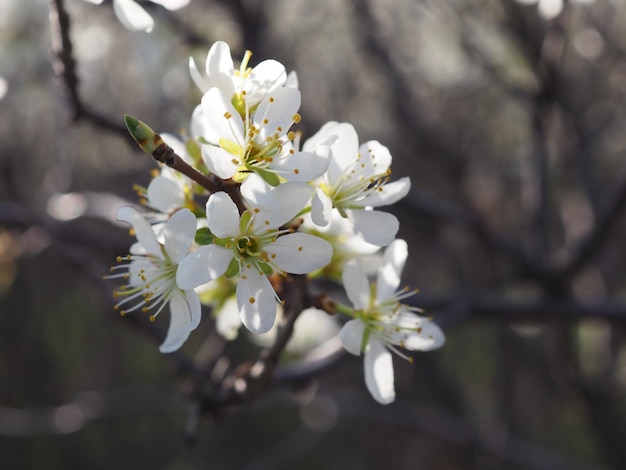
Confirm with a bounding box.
[48,0,127,138]
[194,275,313,413]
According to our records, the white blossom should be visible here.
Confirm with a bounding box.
[196,86,328,185]
[108,207,201,353]
[513,0,595,20]
[338,239,445,404]
[306,122,410,247]
[189,41,287,110]
[84,0,191,33]
[176,186,332,334]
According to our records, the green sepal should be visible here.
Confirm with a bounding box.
[259,262,273,276]
[239,210,253,233]
[224,257,240,278]
[195,227,213,245]
[256,168,280,187]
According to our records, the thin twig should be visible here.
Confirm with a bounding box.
[48,0,127,138]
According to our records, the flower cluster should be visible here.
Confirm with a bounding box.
[109,41,445,404]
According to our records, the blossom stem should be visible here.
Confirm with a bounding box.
[331,301,356,318]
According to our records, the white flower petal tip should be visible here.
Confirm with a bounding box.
[365,339,395,405]
[338,319,366,356]
[404,321,446,351]
[339,236,445,403]
[237,270,277,334]
[113,0,155,32]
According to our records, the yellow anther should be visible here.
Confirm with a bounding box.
[224,111,232,119]
[249,297,256,304]
[292,113,301,124]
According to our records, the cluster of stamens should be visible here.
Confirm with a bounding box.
[105,252,177,322]
[328,151,392,208]
[354,285,431,363]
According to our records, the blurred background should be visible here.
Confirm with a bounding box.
[2,0,626,468]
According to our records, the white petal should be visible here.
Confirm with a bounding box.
[251,182,313,229]
[162,209,196,264]
[215,297,242,340]
[205,192,240,238]
[149,0,191,11]
[176,244,231,289]
[271,150,330,182]
[239,173,274,207]
[243,59,287,105]
[285,70,299,89]
[189,57,209,94]
[265,233,332,274]
[538,0,563,19]
[205,41,236,95]
[402,320,445,351]
[347,209,399,247]
[254,87,301,141]
[117,206,161,257]
[186,289,202,330]
[302,121,339,153]
[310,189,332,227]
[83,0,104,4]
[325,123,360,183]
[357,140,392,178]
[338,319,366,355]
[237,268,277,333]
[342,259,370,310]
[113,0,154,32]
[364,337,395,405]
[362,177,411,207]
[201,88,244,144]
[376,239,408,302]
[147,176,184,213]
[159,289,195,353]
[202,144,239,180]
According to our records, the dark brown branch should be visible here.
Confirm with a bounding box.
[48,0,127,138]
[195,274,313,415]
